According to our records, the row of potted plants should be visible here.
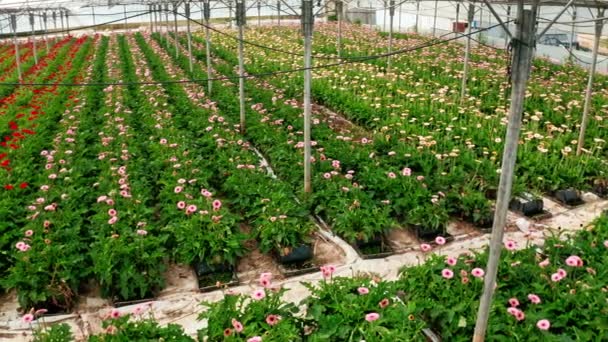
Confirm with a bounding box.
[0,36,95,297]
[134,32,317,275]
[225,24,608,197]
[87,35,167,304]
[181,31,491,243]
[30,215,608,340]
[3,36,97,312]
[191,24,606,221]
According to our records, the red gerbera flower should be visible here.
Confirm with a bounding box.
[4,184,13,190]
[19,182,28,189]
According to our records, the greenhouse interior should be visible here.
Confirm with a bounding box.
[0,0,607,340]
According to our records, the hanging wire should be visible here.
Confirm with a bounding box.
[0,22,507,87]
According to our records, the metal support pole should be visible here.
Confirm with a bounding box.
[569,6,576,55]
[124,5,129,32]
[383,0,387,32]
[398,2,402,32]
[92,6,97,33]
[472,7,536,341]
[460,4,473,104]
[258,1,261,26]
[204,0,213,95]
[29,13,38,65]
[229,1,233,28]
[505,5,511,48]
[432,0,438,37]
[165,4,171,43]
[200,1,204,24]
[387,0,394,73]
[336,0,342,57]
[277,0,281,26]
[369,0,373,30]
[455,2,460,38]
[237,0,247,134]
[577,9,605,155]
[42,12,49,53]
[10,14,22,82]
[174,2,179,58]
[60,10,65,37]
[150,5,154,32]
[52,12,58,42]
[186,2,194,73]
[302,0,313,194]
[65,11,70,36]
[415,0,419,33]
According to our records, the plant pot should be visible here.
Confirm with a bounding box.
[112,296,156,308]
[413,224,447,242]
[351,235,393,260]
[592,180,608,198]
[354,234,383,249]
[277,244,313,265]
[278,261,319,277]
[193,260,239,292]
[475,212,494,230]
[509,192,544,216]
[194,260,233,276]
[554,188,583,207]
[484,188,497,200]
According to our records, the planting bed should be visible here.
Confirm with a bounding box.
[0,22,607,340]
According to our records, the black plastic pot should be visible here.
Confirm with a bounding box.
[193,260,239,292]
[485,188,497,200]
[351,236,393,260]
[475,212,494,229]
[413,225,447,242]
[592,182,608,198]
[554,188,583,206]
[509,193,544,216]
[278,244,313,265]
[113,296,156,308]
[194,260,234,276]
[354,234,383,249]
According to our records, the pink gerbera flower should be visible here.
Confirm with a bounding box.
[446,256,457,266]
[565,255,583,267]
[441,269,454,279]
[528,294,541,304]
[471,268,485,278]
[420,243,432,252]
[365,312,380,322]
[265,314,281,326]
[537,319,550,330]
[110,309,121,319]
[212,199,222,211]
[231,318,244,332]
[252,289,265,300]
[22,314,34,324]
[357,287,369,295]
[435,236,446,245]
[504,240,517,250]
